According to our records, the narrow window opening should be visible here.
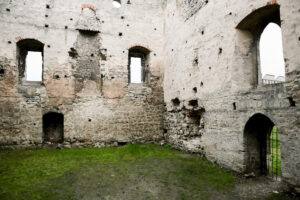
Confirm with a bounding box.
[260,23,285,85]
[112,0,121,8]
[130,57,142,83]
[17,39,44,83]
[25,51,43,81]
[128,46,150,84]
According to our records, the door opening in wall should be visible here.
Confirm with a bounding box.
[43,112,64,144]
[244,113,281,180]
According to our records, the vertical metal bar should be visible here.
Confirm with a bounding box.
[276,127,279,180]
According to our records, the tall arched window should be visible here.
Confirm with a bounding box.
[128,46,150,84]
[17,39,44,82]
[235,4,284,89]
[260,23,285,85]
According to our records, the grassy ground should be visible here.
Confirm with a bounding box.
[0,144,235,200]
[270,126,281,176]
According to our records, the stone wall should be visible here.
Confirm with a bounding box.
[0,0,165,148]
[0,0,299,189]
[163,0,300,188]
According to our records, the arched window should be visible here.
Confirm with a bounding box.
[112,0,121,8]
[260,23,285,85]
[43,112,64,143]
[244,113,281,179]
[17,39,44,82]
[128,46,150,84]
[235,4,283,88]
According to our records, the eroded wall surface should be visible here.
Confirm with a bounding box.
[163,0,299,187]
[0,0,165,148]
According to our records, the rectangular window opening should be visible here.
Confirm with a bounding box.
[130,57,142,83]
[25,51,43,82]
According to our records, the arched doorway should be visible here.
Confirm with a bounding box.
[244,113,281,178]
[43,112,64,143]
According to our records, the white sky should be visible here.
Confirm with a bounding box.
[112,1,121,8]
[130,57,142,83]
[259,23,285,78]
[25,51,42,81]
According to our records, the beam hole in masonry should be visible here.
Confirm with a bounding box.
[45,14,48,18]
[119,32,123,36]
[0,69,5,75]
[201,31,204,35]
[171,98,180,107]
[45,24,49,28]
[88,118,92,122]
[163,129,168,134]
[65,26,68,29]
[288,97,296,107]
[200,82,204,86]
[219,48,223,54]
[118,142,128,146]
[233,102,237,110]
[187,111,202,125]
[8,41,11,44]
[121,16,124,19]
[6,8,10,12]
[46,4,50,9]
[193,87,197,93]
[127,0,131,4]
[53,75,60,79]
[188,100,198,107]
[113,0,121,8]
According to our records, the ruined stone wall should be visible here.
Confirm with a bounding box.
[0,0,165,148]
[164,0,300,187]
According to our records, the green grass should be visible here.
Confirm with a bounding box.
[0,144,235,200]
[270,126,282,176]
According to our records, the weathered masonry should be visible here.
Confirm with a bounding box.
[0,0,299,190]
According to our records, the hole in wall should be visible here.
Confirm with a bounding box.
[65,26,68,29]
[43,112,64,144]
[46,4,50,9]
[188,100,198,107]
[53,75,60,79]
[163,129,168,134]
[8,41,11,44]
[288,97,296,107]
[70,18,73,21]
[45,14,48,17]
[201,31,204,35]
[121,16,124,19]
[200,82,204,86]
[193,58,198,66]
[88,118,92,122]
[0,69,5,75]
[119,32,123,36]
[233,102,237,110]
[45,24,49,28]
[47,45,51,48]
[171,98,180,106]
[118,142,128,146]
[193,87,197,93]
[187,110,202,125]
[219,48,223,54]
[6,8,10,12]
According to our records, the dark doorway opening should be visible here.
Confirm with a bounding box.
[244,113,281,179]
[43,112,64,143]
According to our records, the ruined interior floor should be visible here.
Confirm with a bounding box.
[0,0,299,195]
[0,144,297,200]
